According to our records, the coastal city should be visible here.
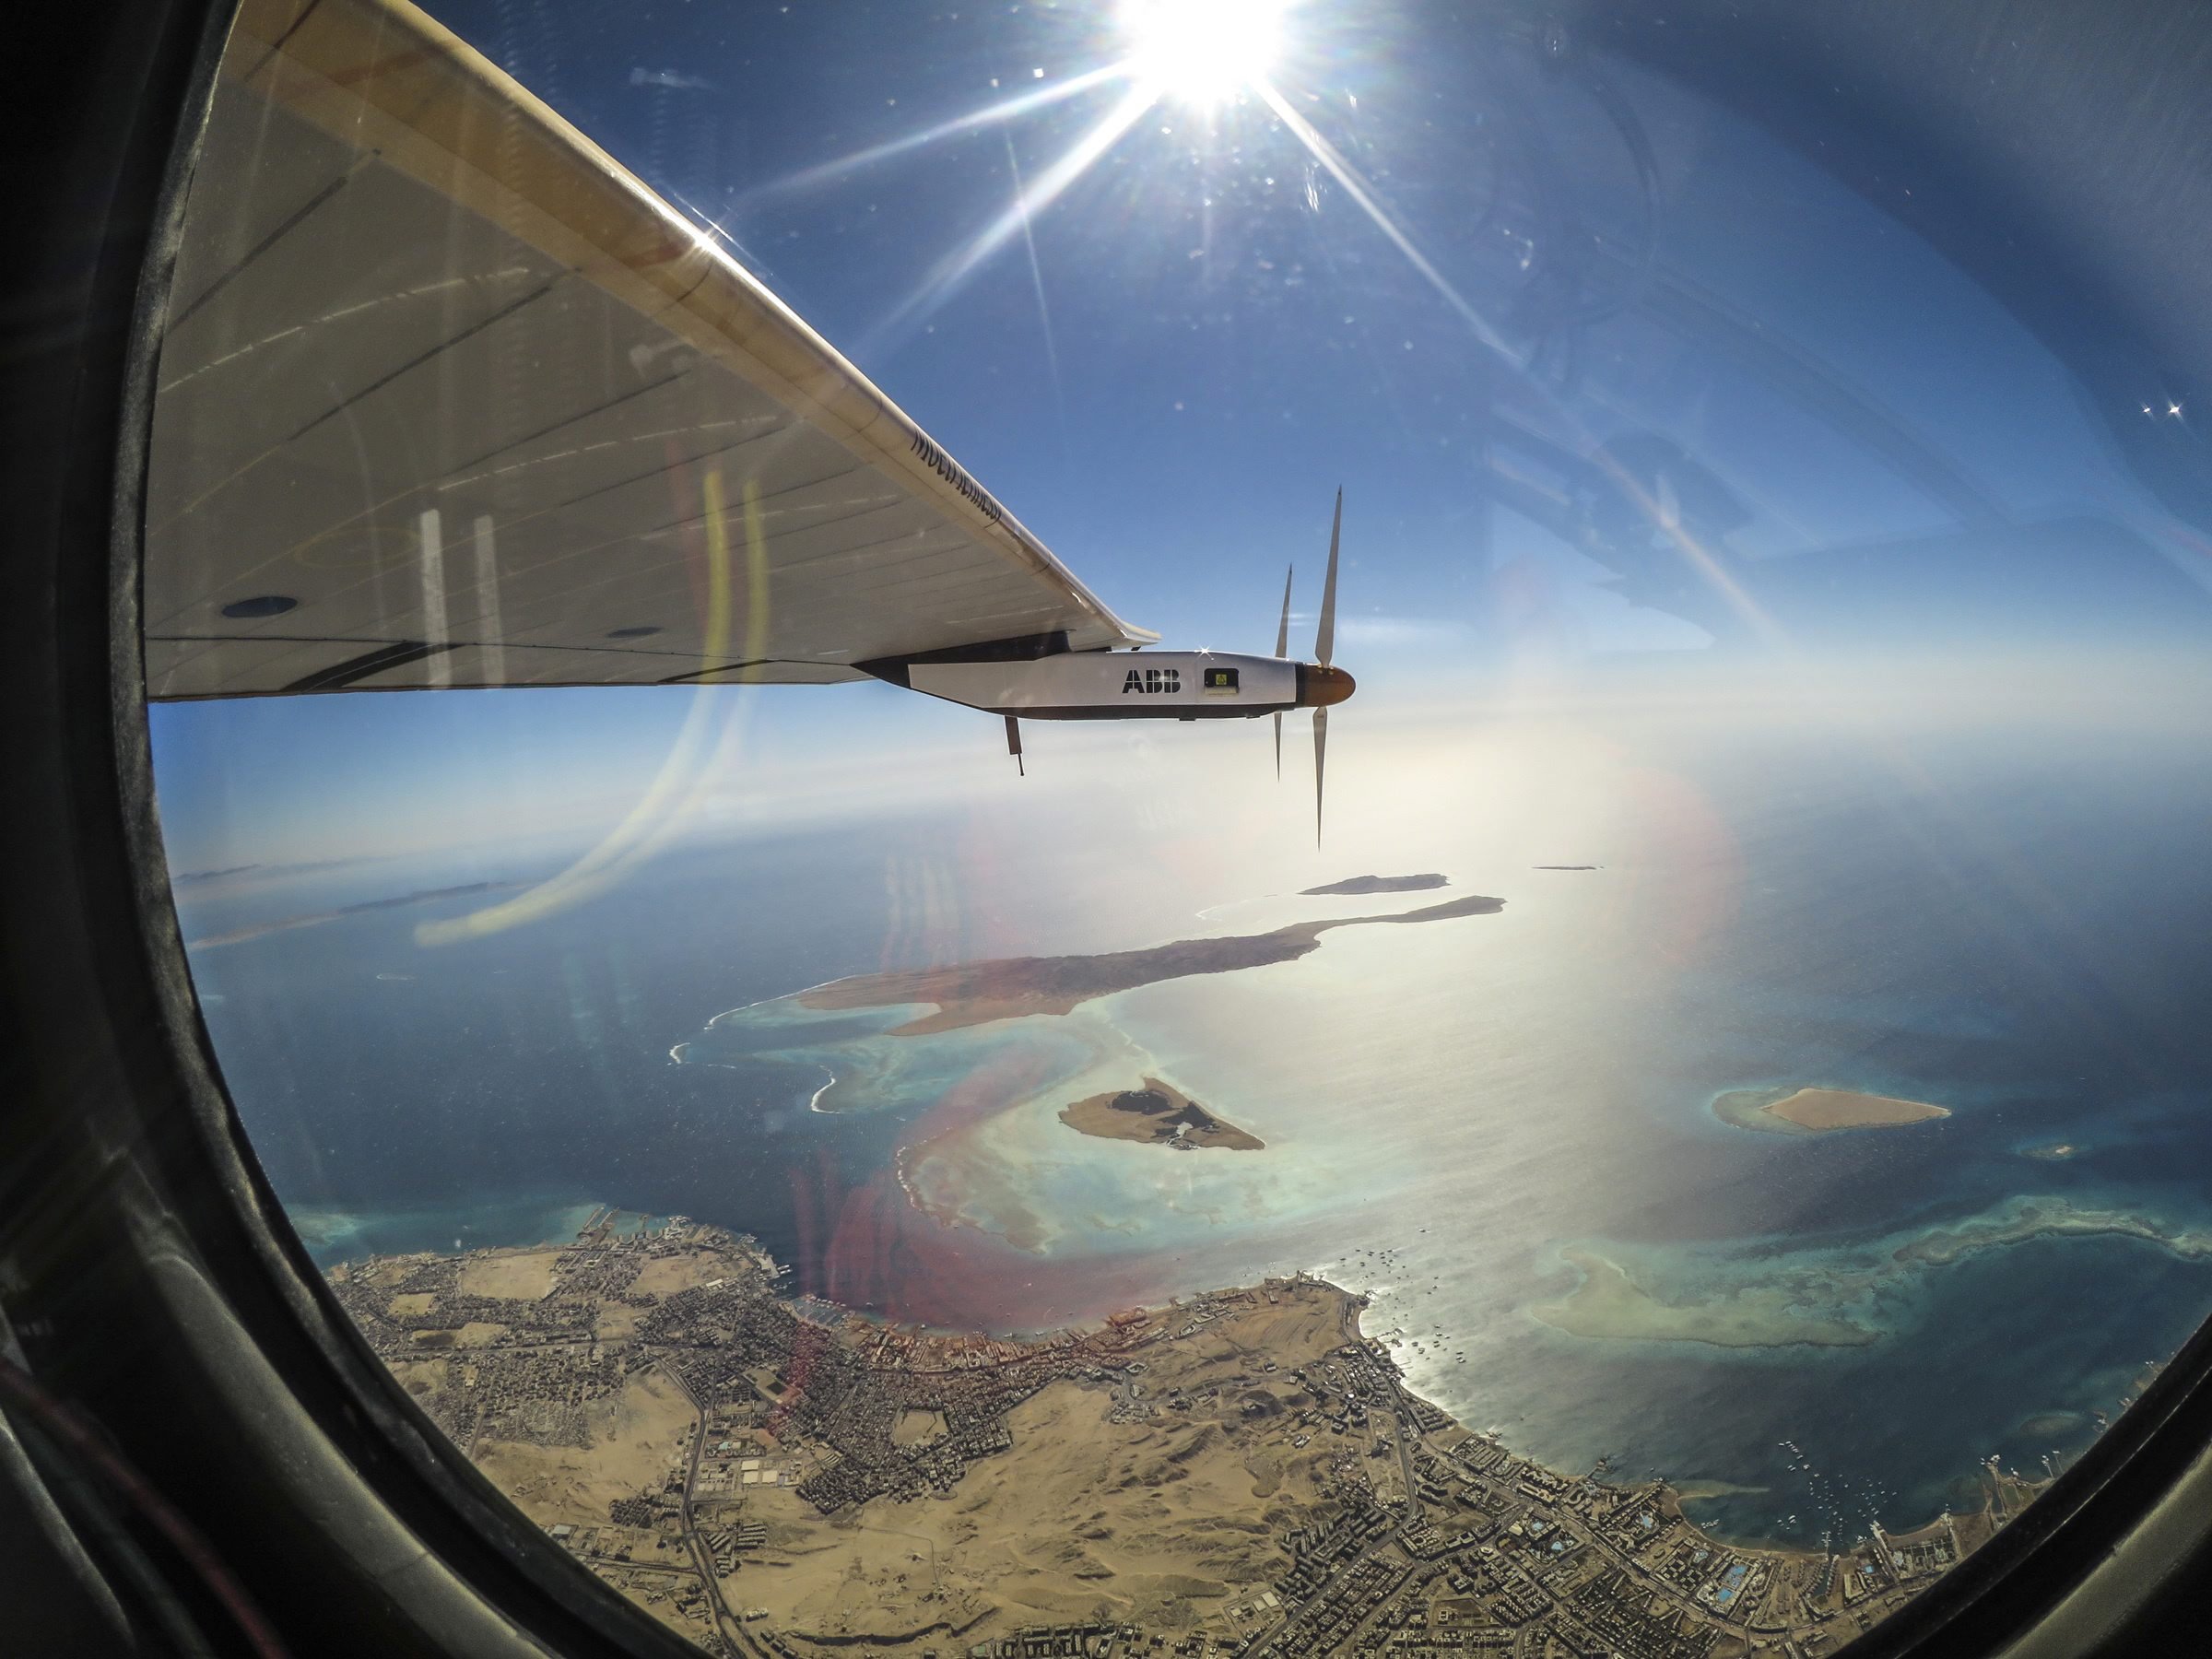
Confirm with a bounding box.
[325,1211,2075,1659]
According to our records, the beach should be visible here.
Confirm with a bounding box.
[1712,1087,1950,1136]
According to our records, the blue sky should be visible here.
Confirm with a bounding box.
[151,0,2212,878]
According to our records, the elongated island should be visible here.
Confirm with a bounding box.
[796,892,1504,1033]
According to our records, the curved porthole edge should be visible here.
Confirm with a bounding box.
[49,0,731,1653]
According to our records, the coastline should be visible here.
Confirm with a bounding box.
[329,1204,2039,1560]
[322,1207,2065,1654]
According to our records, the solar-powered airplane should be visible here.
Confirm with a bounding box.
[144,0,1356,837]
[871,497,1351,821]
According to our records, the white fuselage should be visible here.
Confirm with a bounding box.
[907,651,1300,720]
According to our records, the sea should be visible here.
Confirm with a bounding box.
[170,705,2212,1553]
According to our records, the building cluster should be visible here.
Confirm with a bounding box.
[618,1271,1163,1519]
[328,1247,627,1450]
[965,1623,1147,1659]
[540,1517,730,1653]
[1230,1333,1931,1659]
[333,1224,2029,1659]
[1566,1570,1721,1659]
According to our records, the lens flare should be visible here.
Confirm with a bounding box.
[1122,0,1290,106]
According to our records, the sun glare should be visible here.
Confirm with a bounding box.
[1122,0,1290,107]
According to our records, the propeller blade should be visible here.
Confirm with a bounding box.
[1312,705,1328,847]
[1272,564,1293,779]
[1316,488,1342,667]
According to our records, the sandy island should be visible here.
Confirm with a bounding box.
[798,892,1504,1034]
[1713,1086,1950,1136]
[1059,1077,1265,1151]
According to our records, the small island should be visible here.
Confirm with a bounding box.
[1714,1086,1950,1136]
[1534,865,1601,871]
[1300,873,1447,896]
[2021,1142,2078,1161]
[1059,1077,1265,1151]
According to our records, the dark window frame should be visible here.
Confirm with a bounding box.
[1,0,2210,1654]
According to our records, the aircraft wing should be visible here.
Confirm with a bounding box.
[141,0,1154,700]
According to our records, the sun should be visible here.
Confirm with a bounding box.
[1121,0,1292,108]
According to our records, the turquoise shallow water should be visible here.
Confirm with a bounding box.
[289,1195,611,1264]
[665,890,2212,1546]
[189,725,2212,1549]
[650,744,2212,1547]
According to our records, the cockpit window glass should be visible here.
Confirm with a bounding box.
[144,1,2212,1653]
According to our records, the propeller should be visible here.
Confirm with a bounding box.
[1272,563,1293,778]
[1314,488,1341,847]
[1313,705,1328,845]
